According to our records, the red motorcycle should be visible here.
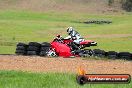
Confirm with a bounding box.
[47,35,97,57]
[62,37,97,49]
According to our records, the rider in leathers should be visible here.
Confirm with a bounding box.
[66,27,84,44]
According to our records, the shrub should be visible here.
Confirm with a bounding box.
[122,0,132,11]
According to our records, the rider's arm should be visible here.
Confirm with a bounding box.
[71,30,76,37]
[64,36,71,39]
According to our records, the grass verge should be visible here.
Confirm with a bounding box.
[0,70,131,88]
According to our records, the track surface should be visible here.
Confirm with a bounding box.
[0,55,132,75]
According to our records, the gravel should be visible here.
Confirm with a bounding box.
[0,55,132,75]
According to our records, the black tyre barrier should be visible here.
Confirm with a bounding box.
[93,49,106,58]
[15,42,132,60]
[78,50,90,57]
[41,42,51,47]
[118,52,131,60]
[16,43,28,55]
[40,51,48,56]
[101,50,106,56]
[27,46,40,51]
[28,42,41,47]
[83,20,112,24]
[26,43,41,56]
[131,54,132,59]
[40,47,50,51]
[40,47,50,56]
[106,51,118,59]
[84,49,93,56]
[77,49,94,57]
[40,42,51,56]
[15,50,27,55]
[16,46,27,50]
[27,51,38,55]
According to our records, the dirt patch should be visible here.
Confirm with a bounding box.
[85,34,132,38]
[0,55,132,75]
[0,0,122,14]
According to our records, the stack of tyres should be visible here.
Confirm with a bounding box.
[15,42,132,60]
[93,49,106,58]
[84,20,112,24]
[79,49,93,57]
[106,51,118,59]
[15,43,28,55]
[40,42,51,56]
[131,53,132,60]
[27,42,41,55]
[118,52,131,60]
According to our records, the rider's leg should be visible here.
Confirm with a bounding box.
[70,42,80,50]
[73,39,84,44]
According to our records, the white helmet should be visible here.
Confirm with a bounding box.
[67,27,74,35]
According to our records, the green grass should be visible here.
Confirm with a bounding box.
[0,70,131,88]
[0,10,132,54]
